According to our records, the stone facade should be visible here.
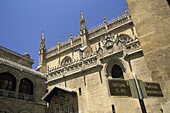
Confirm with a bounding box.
[1,1,169,112]
[40,8,166,113]
[0,46,47,113]
[125,0,170,112]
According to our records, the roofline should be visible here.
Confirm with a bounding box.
[0,46,34,63]
[0,57,46,79]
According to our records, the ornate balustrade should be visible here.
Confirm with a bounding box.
[48,54,97,78]
[0,89,34,101]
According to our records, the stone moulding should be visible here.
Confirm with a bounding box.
[46,64,103,84]
[47,54,102,82]
[100,50,124,63]
[48,54,97,74]
[0,89,34,102]
[0,57,46,79]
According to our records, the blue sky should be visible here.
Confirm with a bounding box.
[0,0,128,69]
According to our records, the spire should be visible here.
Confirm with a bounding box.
[80,11,86,32]
[39,31,45,49]
[80,11,88,46]
[38,31,46,66]
[80,11,85,22]
[41,31,45,40]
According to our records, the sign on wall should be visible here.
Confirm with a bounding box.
[143,82,163,97]
[108,80,132,97]
[109,79,163,98]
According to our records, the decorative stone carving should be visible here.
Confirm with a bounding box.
[125,40,141,52]
[48,54,97,78]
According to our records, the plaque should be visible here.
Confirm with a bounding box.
[108,80,132,97]
[144,82,163,97]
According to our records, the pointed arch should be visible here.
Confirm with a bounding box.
[105,58,126,79]
[111,64,124,78]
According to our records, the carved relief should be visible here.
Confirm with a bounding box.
[49,90,78,113]
[61,56,72,66]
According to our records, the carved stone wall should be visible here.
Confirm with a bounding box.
[126,0,170,112]
[47,91,78,113]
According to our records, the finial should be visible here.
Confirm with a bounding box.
[70,32,72,37]
[124,5,128,12]
[41,31,44,40]
[104,16,107,24]
[104,16,106,21]
[80,11,84,20]
[58,37,60,44]
[24,50,30,59]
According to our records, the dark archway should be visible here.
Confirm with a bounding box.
[19,78,33,95]
[111,64,124,78]
[0,72,16,91]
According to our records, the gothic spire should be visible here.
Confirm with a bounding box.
[39,31,45,49]
[80,11,87,32]
[38,31,46,66]
[80,11,88,46]
[80,11,85,22]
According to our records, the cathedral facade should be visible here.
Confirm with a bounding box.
[0,0,169,112]
[39,8,165,113]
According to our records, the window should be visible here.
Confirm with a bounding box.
[79,88,81,96]
[111,65,123,78]
[0,72,16,91]
[167,0,170,6]
[112,105,116,113]
[19,78,33,95]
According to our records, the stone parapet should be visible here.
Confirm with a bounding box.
[0,89,34,102]
[47,53,97,80]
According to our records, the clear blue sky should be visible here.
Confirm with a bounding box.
[0,0,128,69]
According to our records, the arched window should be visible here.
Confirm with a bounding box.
[111,65,124,78]
[0,72,16,91]
[19,78,33,95]
[61,56,72,66]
